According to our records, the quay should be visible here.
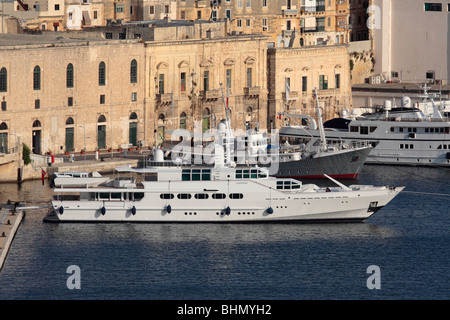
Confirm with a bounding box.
[0,203,25,272]
[0,149,145,183]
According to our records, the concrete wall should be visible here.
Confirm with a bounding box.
[373,0,449,83]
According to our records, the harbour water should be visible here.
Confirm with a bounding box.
[0,165,448,300]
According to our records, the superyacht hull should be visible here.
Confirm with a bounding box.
[280,125,450,167]
[44,181,403,223]
[274,146,373,179]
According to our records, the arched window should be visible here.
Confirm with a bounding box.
[129,112,138,146]
[65,117,74,125]
[33,65,41,90]
[98,61,106,86]
[0,67,7,92]
[130,59,137,83]
[32,120,41,127]
[66,63,74,88]
[0,122,7,154]
[98,115,106,123]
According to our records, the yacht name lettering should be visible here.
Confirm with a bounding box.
[177,304,211,317]
[222,304,271,315]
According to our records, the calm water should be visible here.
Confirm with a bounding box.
[0,165,448,300]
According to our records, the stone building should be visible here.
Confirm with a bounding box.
[176,0,350,48]
[0,22,268,154]
[144,31,268,144]
[267,43,352,129]
[0,17,352,155]
[0,34,146,155]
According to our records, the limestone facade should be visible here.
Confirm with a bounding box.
[144,33,268,145]
[0,20,351,155]
[177,0,350,48]
[267,44,352,129]
[0,31,268,154]
[0,37,146,155]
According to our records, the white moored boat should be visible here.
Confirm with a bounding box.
[43,144,404,223]
[280,85,450,166]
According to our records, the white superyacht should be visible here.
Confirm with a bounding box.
[44,142,404,223]
[280,85,450,166]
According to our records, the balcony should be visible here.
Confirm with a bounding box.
[300,26,325,34]
[282,8,299,16]
[156,93,173,105]
[244,86,261,97]
[282,91,299,101]
[200,89,220,101]
[317,88,338,97]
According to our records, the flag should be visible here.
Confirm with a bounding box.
[41,168,47,185]
[285,78,290,101]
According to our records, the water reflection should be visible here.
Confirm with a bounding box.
[45,221,399,246]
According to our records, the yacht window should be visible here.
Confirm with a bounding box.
[400,144,403,149]
[182,169,190,181]
[192,169,201,181]
[181,168,211,181]
[160,193,174,199]
[195,193,209,199]
[350,126,358,133]
[390,127,394,132]
[202,170,211,180]
[229,193,243,199]
[399,128,403,132]
[360,126,369,135]
[111,193,122,200]
[177,193,192,199]
[438,145,442,149]
[212,193,226,199]
[370,126,377,133]
[99,192,109,200]
[425,128,429,133]
[277,180,301,190]
[133,193,145,200]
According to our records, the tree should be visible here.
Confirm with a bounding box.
[22,143,31,165]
